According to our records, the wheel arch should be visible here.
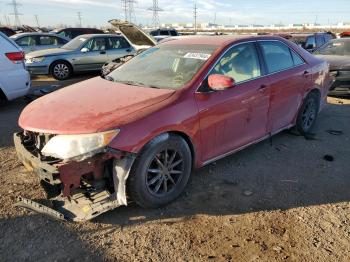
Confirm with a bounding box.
[167,131,196,169]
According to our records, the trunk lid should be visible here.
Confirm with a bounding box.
[108,19,157,50]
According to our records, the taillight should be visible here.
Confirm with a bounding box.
[5,51,25,64]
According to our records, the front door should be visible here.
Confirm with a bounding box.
[195,42,271,163]
[73,37,108,71]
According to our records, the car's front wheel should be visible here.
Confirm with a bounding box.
[50,61,72,80]
[127,134,192,208]
[295,92,320,135]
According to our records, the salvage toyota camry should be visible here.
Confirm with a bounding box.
[14,35,331,221]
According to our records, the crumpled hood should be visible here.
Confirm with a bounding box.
[26,48,73,58]
[315,55,350,71]
[19,77,175,134]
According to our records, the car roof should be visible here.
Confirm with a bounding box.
[160,35,288,47]
[10,32,64,38]
[76,33,120,38]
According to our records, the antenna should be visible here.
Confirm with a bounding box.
[77,11,82,27]
[193,2,197,33]
[7,0,22,27]
[34,15,40,27]
[148,0,163,29]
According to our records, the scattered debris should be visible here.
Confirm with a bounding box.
[323,155,334,162]
[242,189,253,196]
[275,144,288,151]
[280,179,298,183]
[304,133,317,140]
[325,130,343,136]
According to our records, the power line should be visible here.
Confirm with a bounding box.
[77,11,82,27]
[7,0,22,27]
[193,2,197,33]
[148,0,162,28]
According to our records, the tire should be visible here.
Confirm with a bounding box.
[50,61,72,80]
[127,134,192,208]
[295,92,320,135]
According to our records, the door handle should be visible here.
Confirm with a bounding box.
[303,70,310,76]
[100,50,106,54]
[259,84,268,91]
[126,48,131,52]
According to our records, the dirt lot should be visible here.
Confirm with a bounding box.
[0,77,350,261]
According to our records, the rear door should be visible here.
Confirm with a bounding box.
[196,42,271,162]
[106,36,134,60]
[258,40,310,133]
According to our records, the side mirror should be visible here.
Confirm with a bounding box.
[208,74,235,91]
[81,47,89,53]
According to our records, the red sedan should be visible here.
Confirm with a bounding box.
[15,35,331,221]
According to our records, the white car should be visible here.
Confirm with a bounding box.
[0,32,31,101]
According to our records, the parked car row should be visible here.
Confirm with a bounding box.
[0,32,30,101]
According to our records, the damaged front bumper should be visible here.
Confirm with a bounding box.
[14,132,136,221]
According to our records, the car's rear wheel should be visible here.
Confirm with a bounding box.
[51,61,72,80]
[127,134,192,208]
[295,92,320,135]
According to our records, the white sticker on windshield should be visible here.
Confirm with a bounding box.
[184,52,211,60]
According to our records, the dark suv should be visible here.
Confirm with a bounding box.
[50,27,105,39]
[0,27,16,37]
[150,28,179,37]
[290,32,335,52]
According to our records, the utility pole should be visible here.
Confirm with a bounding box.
[193,2,197,33]
[34,14,40,27]
[148,0,162,29]
[7,0,22,27]
[77,11,82,27]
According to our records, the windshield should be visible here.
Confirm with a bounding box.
[108,44,217,90]
[61,36,88,50]
[314,40,350,56]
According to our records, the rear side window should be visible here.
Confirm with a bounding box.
[290,50,304,66]
[259,41,294,73]
[211,42,261,83]
[316,35,325,47]
[108,37,130,49]
[55,37,68,45]
[170,30,178,36]
[16,36,38,46]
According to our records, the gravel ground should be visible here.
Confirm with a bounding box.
[0,79,350,262]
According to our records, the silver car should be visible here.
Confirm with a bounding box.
[10,33,70,54]
[25,34,135,80]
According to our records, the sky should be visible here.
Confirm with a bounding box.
[0,0,349,28]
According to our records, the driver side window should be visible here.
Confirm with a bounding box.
[84,38,106,51]
[211,42,261,84]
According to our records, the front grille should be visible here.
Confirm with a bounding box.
[22,131,60,163]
